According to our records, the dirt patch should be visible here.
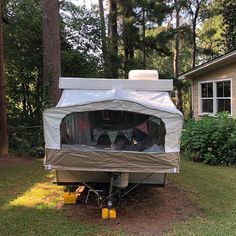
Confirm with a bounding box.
[63,183,200,235]
[0,154,34,166]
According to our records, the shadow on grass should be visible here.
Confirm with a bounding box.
[0,159,51,205]
[0,158,118,235]
[0,206,107,235]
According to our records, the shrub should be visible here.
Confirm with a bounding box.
[8,127,44,157]
[181,113,236,165]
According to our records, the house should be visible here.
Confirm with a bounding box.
[179,50,236,119]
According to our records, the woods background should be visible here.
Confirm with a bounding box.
[0,0,235,156]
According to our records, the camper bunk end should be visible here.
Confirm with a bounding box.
[43,70,183,214]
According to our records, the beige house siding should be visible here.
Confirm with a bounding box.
[192,62,236,119]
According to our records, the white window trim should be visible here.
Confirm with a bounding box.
[198,78,233,116]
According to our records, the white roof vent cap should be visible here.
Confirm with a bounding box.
[128,70,159,80]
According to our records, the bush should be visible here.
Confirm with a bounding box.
[181,113,236,165]
[8,127,44,157]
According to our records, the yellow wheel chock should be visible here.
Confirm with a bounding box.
[102,208,117,219]
[64,192,77,204]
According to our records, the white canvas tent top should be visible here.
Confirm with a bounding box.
[43,70,183,174]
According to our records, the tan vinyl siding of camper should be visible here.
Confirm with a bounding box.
[192,62,236,119]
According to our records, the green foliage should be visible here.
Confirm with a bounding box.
[61,49,101,78]
[61,2,104,77]
[8,126,44,156]
[4,0,43,124]
[3,1,103,155]
[3,0,44,155]
[61,2,102,63]
[181,113,236,165]
[116,0,173,77]
[197,15,226,58]
[2,0,233,156]
[222,0,236,51]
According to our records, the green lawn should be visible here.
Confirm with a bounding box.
[0,157,236,236]
[170,159,236,236]
[0,158,117,236]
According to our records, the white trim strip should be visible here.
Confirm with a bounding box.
[59,77,173,91]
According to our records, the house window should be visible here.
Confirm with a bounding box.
[201,82,213,113]
[200,80,231,115]
[216,81,231,113]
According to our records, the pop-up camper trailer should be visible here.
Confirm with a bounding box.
[43,70,183,207]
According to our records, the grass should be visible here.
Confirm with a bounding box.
[170,158,236,236]
[0,157,236,235]
[0,158,118,236]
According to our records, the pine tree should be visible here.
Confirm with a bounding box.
[185,0,202,68]
[0,0,8,156]
[222,0,236,51]
[42,0,61,106]
[98,0,109,75]
[108,0,118,78]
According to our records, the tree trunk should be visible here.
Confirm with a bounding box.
[142,8,146,69]
[42,0,61,106]
[35,69,42,125]
[121,1,134,77]
[0,1,8,156]
[98,0,108,73]
[108,0,118,78]
[173,0,179,78]
[123,2,133,61]
[173,0,183,113]
[108,0,118,53]
[191,0,200,69]
[191,23,196,68]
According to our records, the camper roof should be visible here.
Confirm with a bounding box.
[59,70,173,91]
